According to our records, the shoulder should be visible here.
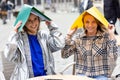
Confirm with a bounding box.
[37,30,49,38]
[98,31,109,36]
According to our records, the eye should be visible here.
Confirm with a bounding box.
[34,17,38,21]
[28,20,32,24]
[85,21,89,24]
[34,18,37,21]
[92,21,96,24]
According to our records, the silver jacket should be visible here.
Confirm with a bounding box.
[4,23,65,80]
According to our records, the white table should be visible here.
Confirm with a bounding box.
[27,75,95,80]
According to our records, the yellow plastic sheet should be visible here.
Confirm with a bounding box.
[70,6,109,30]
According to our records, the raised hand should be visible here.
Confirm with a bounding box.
[14,21,22,32]
[45,20,51,26]
[108,24,115,35]
[66,28,77,39]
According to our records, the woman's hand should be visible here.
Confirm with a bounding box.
[66,28,77,39]
[45,20,51,26]
[108,24,116,40]
[14,21,22,32]
[108,24,115,34]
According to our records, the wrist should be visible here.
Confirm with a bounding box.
[109,33,115,40]
[67,34,72,37]
[66,34,72,38]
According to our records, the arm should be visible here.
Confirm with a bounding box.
[61,37,76,58]
[61,28,77,58]
[107,24,119,79]
[4,21,22,63]
[45,21,65,52]
[4,31,19,62]
[107,24,118,59]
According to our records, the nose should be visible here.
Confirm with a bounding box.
[88,23,92,27]
[31,20,34,24]
[32,22,36,27]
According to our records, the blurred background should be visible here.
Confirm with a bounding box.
[1,0,119,80]
[0,0,103,13]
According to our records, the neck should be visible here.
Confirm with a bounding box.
[86,31,97,36]
[27,32,37,35]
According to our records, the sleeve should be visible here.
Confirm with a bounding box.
[4,31,21,63]
[46,22,65,52]
[107,39,118,60]
[61,36,76,58]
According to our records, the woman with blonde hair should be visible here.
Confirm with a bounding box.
[61,7,118,80]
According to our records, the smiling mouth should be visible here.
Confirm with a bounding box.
[31,25,38,28]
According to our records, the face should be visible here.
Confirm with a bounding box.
[25,13,40,35]
[83,14,98,36]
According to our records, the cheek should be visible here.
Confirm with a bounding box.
[84,23,89,28]
[84,23,97,29]
[25,24,31,30]
[34,20,40,25]
[25,22,29,27]
[37,21,40,27]
[37,20,40,24]
[36,22,39,25]
[94,24,98,28]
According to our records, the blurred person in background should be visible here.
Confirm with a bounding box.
[0,0,8,24]
[6,0,14,20]
[104,0,120,35]
[111,1,120,79]
[79,0,93,14]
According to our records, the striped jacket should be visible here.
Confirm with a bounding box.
[62,31,118,78]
